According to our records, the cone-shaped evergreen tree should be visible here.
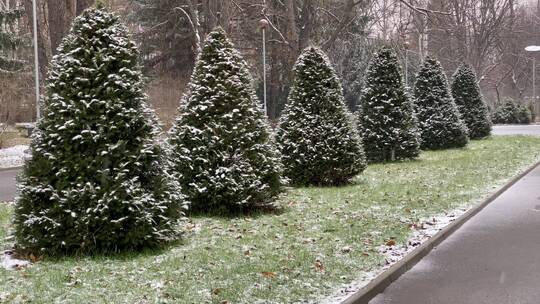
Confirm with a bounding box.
[358,47,420,162]
[13,9,184,254]
[413,57,469,149]
[168,28,284,213]
[276,47,366,185]
[451,64,492,139]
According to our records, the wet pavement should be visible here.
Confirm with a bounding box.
[492,124,540,136]
[0,168,18,202]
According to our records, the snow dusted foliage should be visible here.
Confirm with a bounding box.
[13,8,185,254]
[358,47,420,162]
[413,57,469,150]
[168,28,284,214]
[277,47,366,185]
[492,99,533,124]
[451,64,492,139]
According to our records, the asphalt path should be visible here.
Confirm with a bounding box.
[492,124,540,136]
[0,168,18,202]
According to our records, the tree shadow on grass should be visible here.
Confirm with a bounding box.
[187,200,287,220]
[9,232,189,263]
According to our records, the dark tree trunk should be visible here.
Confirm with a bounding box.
[47,0,67,54]
[76,0,94,15]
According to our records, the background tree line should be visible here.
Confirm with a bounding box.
[2,0,540,124]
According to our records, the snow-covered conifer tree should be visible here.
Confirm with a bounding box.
[358,47,420,162]
[413,57,469,149]
[13,8,184,254]
[277,47,366,185]
[168,28,284,213]
[451,64,492,139]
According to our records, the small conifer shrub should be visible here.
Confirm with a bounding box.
[413,57,469,149]
[14,8,184,254]
[451,64,492,139]
[492,99,533,124]
[358,47,420,162]
[168,28,284,213]
[277,46,366,185]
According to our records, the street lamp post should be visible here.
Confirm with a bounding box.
[259,1,269,117]
[32,0,40,121]
[525,45,540,110]
[403,41,410,87]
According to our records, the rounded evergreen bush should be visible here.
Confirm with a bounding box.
[358,47,420,162]
[13,8,185,254]
[168,28,284,214]
[451,64,492,139]
[492,99,532,124]
[277,46,366,185]
[516,104,533,124]
[413,57,469,149]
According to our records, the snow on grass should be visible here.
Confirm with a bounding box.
[0,145,29,169]
[0,136,540,303]
[1,250,30,271]
[322,208,469,304]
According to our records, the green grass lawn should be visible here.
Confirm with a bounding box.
[1,136,540,303]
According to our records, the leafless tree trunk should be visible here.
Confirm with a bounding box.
[76,0,94,15]
[47,0,77,54]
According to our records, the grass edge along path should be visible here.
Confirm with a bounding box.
[1,135,540,304]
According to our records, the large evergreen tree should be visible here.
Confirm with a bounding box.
[14,8,184,254]
[0,4,26,72]
[413,57,469,149]
[451,64,492,139]
[168,28,284,214]
[277,47,366,186]
[358,47,420,162]
[128,0,197,74]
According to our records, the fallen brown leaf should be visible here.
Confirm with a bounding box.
[29,253,42,263]
[261,271,277,278]
[314,259,324,272]
[386,239,396,246]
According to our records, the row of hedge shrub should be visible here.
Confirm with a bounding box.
[491,100,534,124]
[13,8,491,255]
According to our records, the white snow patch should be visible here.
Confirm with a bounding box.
[0,145,29,169]
[1,250,31,270]
[321,208,468,304]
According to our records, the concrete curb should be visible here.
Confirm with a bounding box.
[342,160,540,304]
[0,166,23,172]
